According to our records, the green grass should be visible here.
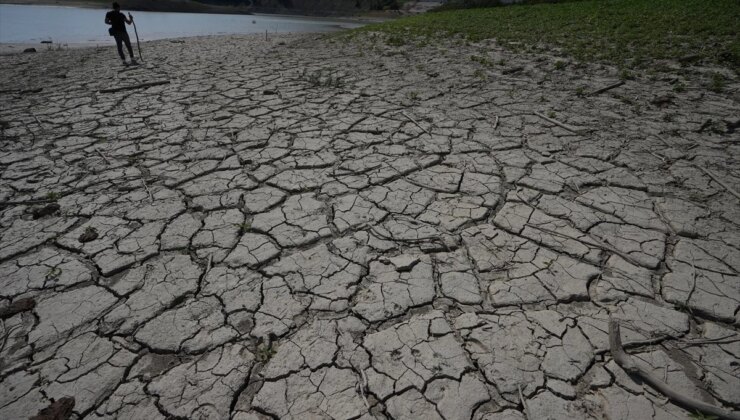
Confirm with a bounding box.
[355,0,740,70]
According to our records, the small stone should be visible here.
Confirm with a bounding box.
[0,297,36,319]
[29,397,75,420]
[78,226,98,243]
[30,203,60,219]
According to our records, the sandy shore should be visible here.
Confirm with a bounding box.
[0,41,101,55]
[0,32,739,419]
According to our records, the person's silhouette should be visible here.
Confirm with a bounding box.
[105,2,136,65]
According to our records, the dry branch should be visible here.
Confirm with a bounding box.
[695,166,740,200]
[140,177,154,202]
[524,222,644,268]
[99,80,170,93]
[589,80,624,96]
[205,254,214,277]
[401,111,431,135]
[609,320,740,420]
[97,149,112,165]
[533,111,584,134]
[358,367,370,409]
[518,384,531,419]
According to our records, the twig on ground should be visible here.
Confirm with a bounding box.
[29,111,45,131]
[97,149,112,165]
[645,149,667,163]
[401,111,430,136]
[675,336,740,346]
[653,134,673,148]
[518,384,531,419]
[524,222,644,267]
[0,320,6,353]
[695,165,740,200]
[206,254,213,277]
[663,365,668,382]
[358,367,370,409]
[140,177,154,202]
[99,80,170,93]
[533,111,584,134]
[609,319,740,420]
[589,80,625,96]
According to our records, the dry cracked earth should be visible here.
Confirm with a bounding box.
[0,32,739,420]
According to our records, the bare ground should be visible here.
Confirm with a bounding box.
[0,33,738,419]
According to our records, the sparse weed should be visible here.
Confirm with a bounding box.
[46,267,62,280]
[673,82,686,93]
[708,72,725,92]
[473,69,487,80]
[256,345,276,362]
[688,411,718,420]
[470,55,492,66]
[619,68,634,80]
[352,0,740,69]
[386,35,406,47]
[298,69,345,89]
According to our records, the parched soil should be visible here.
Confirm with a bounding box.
[0,32,738,419]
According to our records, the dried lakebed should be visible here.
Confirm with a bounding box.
[0,33,738,419]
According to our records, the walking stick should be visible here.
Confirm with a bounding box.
[129,13,143,61]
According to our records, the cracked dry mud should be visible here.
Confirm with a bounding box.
[0,32,738,420]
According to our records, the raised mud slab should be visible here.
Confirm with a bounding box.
[0,33,738,419]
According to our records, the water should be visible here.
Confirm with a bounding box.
[0,4,364,44]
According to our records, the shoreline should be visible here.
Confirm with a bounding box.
[0,32,303,55]
[0,3,379,49]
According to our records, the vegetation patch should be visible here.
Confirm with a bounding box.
[354,0,740,70]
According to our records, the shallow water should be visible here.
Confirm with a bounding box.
[0,4,363,44]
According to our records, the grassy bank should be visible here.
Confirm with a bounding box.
[356,0,740,70]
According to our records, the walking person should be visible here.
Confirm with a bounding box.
[105,2,137,65]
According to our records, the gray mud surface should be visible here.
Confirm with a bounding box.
[0,33,738,419]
